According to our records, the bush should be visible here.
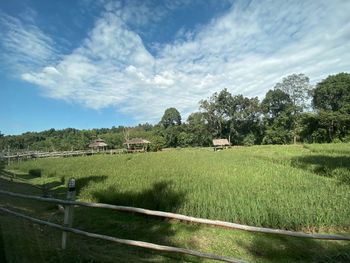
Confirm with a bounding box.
[332,138,343,143]
[149,135,166,151]
[341,134,350,142]
[262,128,292,144]
[243,133,256,146]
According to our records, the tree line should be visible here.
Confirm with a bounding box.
[1,72,349,152]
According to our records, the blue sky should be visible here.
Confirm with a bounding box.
[1,0,350,135]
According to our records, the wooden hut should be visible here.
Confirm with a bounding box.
[124,138,150,153]
[212,139,231,151]
[89,138,108,152]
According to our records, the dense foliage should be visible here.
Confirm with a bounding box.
[1,72,350,151]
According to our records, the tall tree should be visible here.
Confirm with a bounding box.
[261,89,292,120]
[230,95,262,145]
[200,89,233,138]
[200,89,262,145]
[275,74,312,109]
[313,72,350,113]
[274,73,312,143]
[261,89,294,144]
[309,73,350,142]
[160,108,182,128]
[186,112,211,146]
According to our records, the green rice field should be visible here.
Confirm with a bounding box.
[1,143,350,263]
[8,143,350,231]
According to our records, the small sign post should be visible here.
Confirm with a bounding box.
[61,178,76,250]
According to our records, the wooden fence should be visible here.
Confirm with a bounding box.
[1,149,125,164]
[0,189,349,263]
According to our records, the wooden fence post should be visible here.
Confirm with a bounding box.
[7,146,10,166]
[61,178,76,250]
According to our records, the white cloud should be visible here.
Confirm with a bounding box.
[0,11,58,72]
[2,0,350,123]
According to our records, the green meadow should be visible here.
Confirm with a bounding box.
[8,143,350,230]
[1,143,350,262]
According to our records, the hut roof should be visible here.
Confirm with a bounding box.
[89,138,108,148]
[212,139,230,146]
[124,138,151,145]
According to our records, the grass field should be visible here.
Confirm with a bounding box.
[1,143,350,262]
[7,143,350,230]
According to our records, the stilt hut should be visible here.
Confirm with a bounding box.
[89,138,108,152]
[124,138,150,153]
[212,139,231,151]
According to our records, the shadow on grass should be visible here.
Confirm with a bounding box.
[244,233,350,263]
[0,219,7,263]
[240,208,350,263]
[44,175,107,200]
[67,181,199,262]
[1,172,197,262]
[1,160,108,199]
[92,181,185,212]
[291,155,350,185]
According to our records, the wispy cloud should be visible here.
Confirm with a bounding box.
[2,0,350,123]
[0,11,57,72]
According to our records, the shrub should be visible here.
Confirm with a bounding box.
[243,133,256,146]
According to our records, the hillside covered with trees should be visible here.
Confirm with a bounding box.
[1,72,349,152]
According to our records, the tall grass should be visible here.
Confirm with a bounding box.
[9,144,350,231]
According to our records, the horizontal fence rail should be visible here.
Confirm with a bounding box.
[2,149,125,161]
[1,189,349,241]
[0,207,246,263]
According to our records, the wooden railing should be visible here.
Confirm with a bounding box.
[1,149,126,163]
[0,189,246,263]
[0,189,349,262]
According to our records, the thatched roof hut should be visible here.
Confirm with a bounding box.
[124,138,150,153]
[212,139,231,151]
[89,138,108,151]
[212,139,230,146]
[124,138,151,145]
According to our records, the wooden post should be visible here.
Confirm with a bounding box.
[7,146,10,166]
[61,178,76,250]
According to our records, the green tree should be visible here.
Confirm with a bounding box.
[200,89,232,138]
[261,89,294,144]
[261,89,292,120]
[262,112,293,144]
[200,89,262,145]
[313,72,350,113]
[177,131,193,147]
[306,73,350,142]
[228,95,262,145]
[160,108,182,128]
[274,73,312,143]
[275,74,312,109]
[300,111,350,143]
[167,125,183,147]
[148,134,166,151]
[186,112,211,146]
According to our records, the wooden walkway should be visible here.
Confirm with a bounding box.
[1,149,125,162]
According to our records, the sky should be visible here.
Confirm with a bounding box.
[0,0,350,135]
